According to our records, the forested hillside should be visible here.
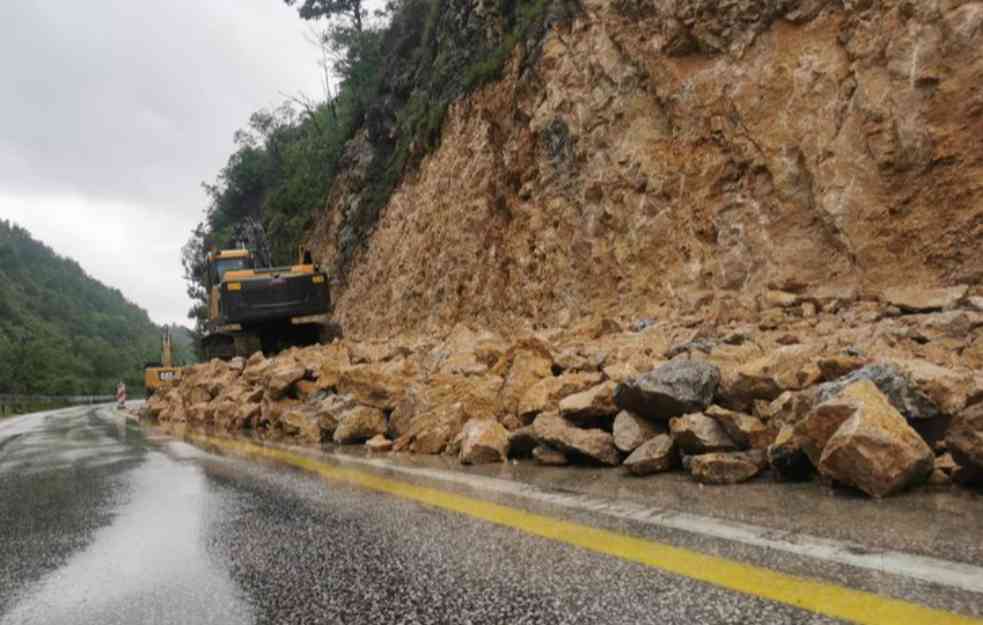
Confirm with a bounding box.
[0,221,193,396]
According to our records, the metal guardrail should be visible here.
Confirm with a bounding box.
[0,395,116,418]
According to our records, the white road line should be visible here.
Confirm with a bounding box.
[301,449,983,595]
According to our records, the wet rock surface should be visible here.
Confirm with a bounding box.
[614,360,720,420]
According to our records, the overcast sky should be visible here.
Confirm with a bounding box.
[0,0,327,326]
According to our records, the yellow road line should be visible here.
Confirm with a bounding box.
[185,432,982,625]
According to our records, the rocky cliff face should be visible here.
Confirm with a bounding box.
[309,0,983,339]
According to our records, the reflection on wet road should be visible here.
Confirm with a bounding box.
[0,407,250,624]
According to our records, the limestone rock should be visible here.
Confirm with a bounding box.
[767,425,812,481]
[518,372,603,422]
[817,382,934,497]
[706,405,773,450]
[946,403,983,484]
[333,405,388,444]
[756,389,818,429]
[881,285,968,313]
[494,339,555,415]
[816,363,939,421]
[718,344,822,410]
[533,445,569,466]
[893,359,973,416]
[614,360,720,420]
[459,419,509,465]
[281,408,323,444]
[533,413,620,466]
[336,360,417,410]
[366,435,393,452]
[612,410,663,453]
[689,452,767,485]
[623,434,676,476]
[559,381,619,425]
[267,362,306,399]
[669,413,738,455]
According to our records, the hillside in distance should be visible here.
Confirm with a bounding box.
[0,220,192,396]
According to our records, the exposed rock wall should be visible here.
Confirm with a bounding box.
[310,0,983,339]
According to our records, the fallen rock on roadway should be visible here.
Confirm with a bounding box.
[143,296,983,498]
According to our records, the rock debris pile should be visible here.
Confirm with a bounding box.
[145,286,983,498]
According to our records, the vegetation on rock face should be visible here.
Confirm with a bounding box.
[0,221,194,396]
[182,0,563,335]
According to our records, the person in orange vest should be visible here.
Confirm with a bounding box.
[116,381,127,409]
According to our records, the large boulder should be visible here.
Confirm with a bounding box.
[946,403,983,484]
[333,405,388,444]
[669,413,738,455]
[623,434,677,476]
[336,360,417,411]
[881,285,968,313]
[532,413,620,466]
[559,382,619,425]
[614,360,720,420]
[689,451,767,485]
[518,372,604,422]
[816,381,934,497]
[458,419,510,465]
[705,405,773,450]
[815,363,939,421]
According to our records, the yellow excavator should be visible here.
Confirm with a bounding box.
[200,230,335,360]
[144,329,182,397]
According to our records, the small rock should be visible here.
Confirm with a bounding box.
[669,413,738,455]
[267,362,306,398]
[756,389,817,428]
[766,290,800,308]
[927,469,952,486]
[935,453,958,475]
[689,451,766,485]
[623,434,677,476]
[533,445,569,466]
[706,405,774,450]
[459,419,510,465]
[817,381,935,497]
[881,285,968,313]
[613,410,663,453]
[767,425,812,481]
[281,408,322,443]
[559,381,619,425]
[333,405,388,444]
[366,435,393,452]
[614,360,721,420]
[533,413,621,466]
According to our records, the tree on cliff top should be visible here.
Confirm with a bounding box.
[284,0,367,31]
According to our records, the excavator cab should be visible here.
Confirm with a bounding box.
[201,237,333,360]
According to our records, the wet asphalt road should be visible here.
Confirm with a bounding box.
[0,406,978,624]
